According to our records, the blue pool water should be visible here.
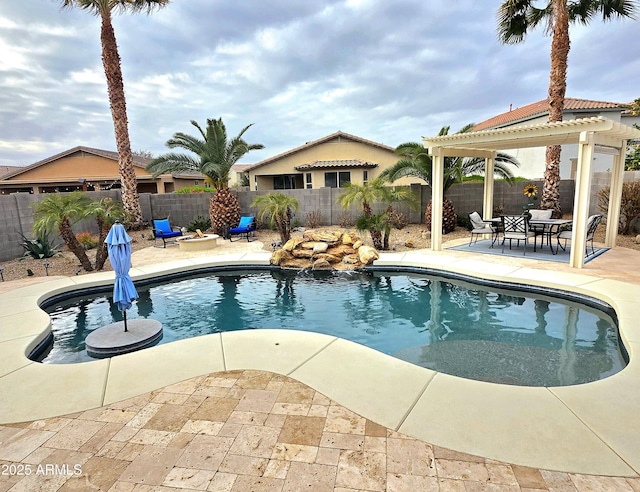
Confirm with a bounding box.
[40,268,626,387]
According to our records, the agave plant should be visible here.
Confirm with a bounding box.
[18,230,59,259]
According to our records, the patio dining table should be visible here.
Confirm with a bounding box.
[528,218,572,254]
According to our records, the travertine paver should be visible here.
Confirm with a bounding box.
[1,370,639,491]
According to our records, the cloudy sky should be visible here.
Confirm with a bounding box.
[0,0,638,168]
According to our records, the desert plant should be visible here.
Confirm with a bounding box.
[32,192,94,271]
[187,215,212,232]
[338,211,353,228]
[18,230,59,259]
[305,210,323,229]
[76,232,99,250]
[83,197,127,271]
[147,117,264,234]
[598,181,640,234]
[389,211,408,230]
[252,192,300,244]
[354,212,387,250]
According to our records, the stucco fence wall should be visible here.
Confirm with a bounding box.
[1,174,634,263]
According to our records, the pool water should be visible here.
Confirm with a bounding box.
[40,269,626,387]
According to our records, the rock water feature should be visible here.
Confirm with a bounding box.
[269,230,380,270]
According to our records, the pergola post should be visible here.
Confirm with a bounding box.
[431,147,444,251]
[483,155,495,220]
[570,131,595,269]
[605,142,625,248]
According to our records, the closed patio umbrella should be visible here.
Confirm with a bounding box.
[106,221,138,332]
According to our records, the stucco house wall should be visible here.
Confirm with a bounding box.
[247,132,421,191]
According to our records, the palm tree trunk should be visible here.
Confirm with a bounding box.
[60,220,93,272]
[100,10,143,228]
[94,217,109,271]
[541,0,570,218]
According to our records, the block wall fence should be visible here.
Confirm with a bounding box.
[0,173,631,262]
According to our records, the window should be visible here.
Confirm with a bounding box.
[305,172,312,189]
[324,171,351,188]
[274,175,297,189]
[363,170,369,184]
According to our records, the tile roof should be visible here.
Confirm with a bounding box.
[294,159,378,170]
[473,98,626,131]
[0,146,153,180]
[245,131,394,171]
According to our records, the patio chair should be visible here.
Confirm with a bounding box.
[501,215,535,254]
[228,216,256,242]
[152,218,183,248]
[556,214,603,256]
[528,209,552,247]
[468,211,500,247]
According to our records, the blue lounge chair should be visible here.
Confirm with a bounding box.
[228,216,256,242]
[152,218,183,248]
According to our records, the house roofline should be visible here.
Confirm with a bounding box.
[245,131,394,172]
[0,146,152,180]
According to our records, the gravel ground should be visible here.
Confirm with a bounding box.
[1,221,637,283]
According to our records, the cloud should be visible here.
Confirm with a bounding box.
[0,0,638,167]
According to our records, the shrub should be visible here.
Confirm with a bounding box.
[389,211,408,230]
[19,230,59,259]
[598,181,640,234]
[76,232,98,250]
[187,215,211,232]
[338,211,353,228]
[305,210,323,228]
[176,185,216,194]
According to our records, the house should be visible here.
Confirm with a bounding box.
[0,146,205,195]
[245,131,417,191]
[472,98,639,179]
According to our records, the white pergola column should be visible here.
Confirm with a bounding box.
[605,142,625,248]
[483,155,495,220]
[431,147,444,251]
[570,131,595,269]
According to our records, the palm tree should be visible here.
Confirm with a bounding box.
[32,192,94,271]
[497,0,637,216]
[338,178,388,248]
[147,118,264,234]
[381,125,519,233]
[84,197,126,270]
[251,193,299,244]
[58,0,170,229]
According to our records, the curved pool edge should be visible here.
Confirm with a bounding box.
[1,251,640,476]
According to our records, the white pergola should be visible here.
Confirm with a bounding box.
[423,117,640,268]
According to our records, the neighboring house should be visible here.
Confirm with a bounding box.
[230,163,251,188]
[0,146,204,195]
[245,131,418,191]
[473,98,638,179]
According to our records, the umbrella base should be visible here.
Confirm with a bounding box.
[86,319,163,358]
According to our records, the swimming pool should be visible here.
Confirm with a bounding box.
[38,267,625,387]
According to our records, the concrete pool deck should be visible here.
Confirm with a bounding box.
[1,238,640,486]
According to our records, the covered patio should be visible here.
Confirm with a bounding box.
[423,117,640,268]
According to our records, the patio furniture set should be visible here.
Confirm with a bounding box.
[151,216,257,249]
[469,211,603,256]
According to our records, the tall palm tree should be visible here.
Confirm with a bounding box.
[147,118,264,234]
[251,193,299,244]
[381,125,519,233]
[497,0,637,216]
[59,0,170,229]
[32,192,94,271]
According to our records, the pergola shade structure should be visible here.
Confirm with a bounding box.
[422,117,640,268]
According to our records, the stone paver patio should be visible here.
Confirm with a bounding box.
[2,237,640,490]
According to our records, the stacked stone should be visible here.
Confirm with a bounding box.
[269,230,379,270]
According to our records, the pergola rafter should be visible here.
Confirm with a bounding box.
[423,117,640,268]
